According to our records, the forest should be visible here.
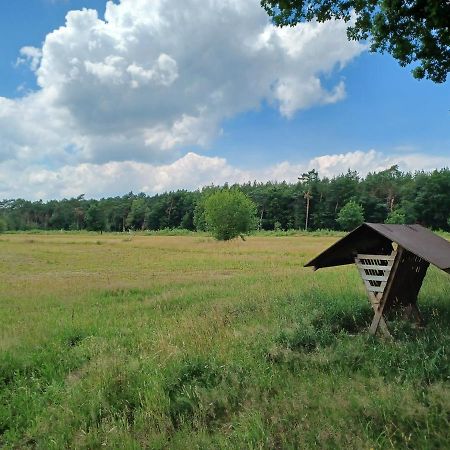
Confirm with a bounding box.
[1,165,449,233]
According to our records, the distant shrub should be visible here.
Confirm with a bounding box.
[204,189,257,241]
[337,200,364,231]
[145,228,202,236]
[385,208,406,224]
[256,228,345,237]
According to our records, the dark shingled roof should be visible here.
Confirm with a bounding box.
[305,223,450,274]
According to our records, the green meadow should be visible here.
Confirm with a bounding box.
[0,233,449,449]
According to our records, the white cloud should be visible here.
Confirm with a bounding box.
[275,78,346,118]
[256,150,450,182]
[84,56,125,84]
[1,150,448,200]
[16,46,43,71]
[144,114,220,151]
[306,150,450,177]
[0,92,73,164]
[127,54,179,88]
[1,0,364,167]
[0,152,241,200]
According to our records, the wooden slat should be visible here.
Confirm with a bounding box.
[361,274,390,282]
[356,263,393,270]
[356,254,395,261]
[356,262,391,269]
[364,284,385,293]
[354,252,396,339]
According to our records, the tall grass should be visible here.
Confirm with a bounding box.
[0,233,448,448]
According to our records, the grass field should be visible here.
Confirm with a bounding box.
[1,233,449,449]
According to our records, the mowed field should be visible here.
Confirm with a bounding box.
[0,233,449,449]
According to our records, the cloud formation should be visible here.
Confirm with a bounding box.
[1,150,449,200]
[1,0,363,169]
[4,1,443,202]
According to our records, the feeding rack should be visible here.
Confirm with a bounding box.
[305,224,450,337]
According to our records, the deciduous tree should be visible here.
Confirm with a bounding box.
[0,217,7,233]
[337,200,365,231]
[261,0,450,82]
[385,208,406,224]
[204,189,257,240]
[85,203,106,233]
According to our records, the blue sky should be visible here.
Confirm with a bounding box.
[0,0,449,199]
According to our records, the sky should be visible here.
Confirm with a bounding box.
[0,0,449,200]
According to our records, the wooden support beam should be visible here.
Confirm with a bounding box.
[355,246,429,337]
[369,246,404,335]
[355,254,394,338]
[368,292,392,338]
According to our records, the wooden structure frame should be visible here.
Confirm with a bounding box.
[355,252,396,337]
[305,224,450,337]
[355,248,428,336]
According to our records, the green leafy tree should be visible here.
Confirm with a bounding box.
[126,197,148,230]
[193,201,208,231]
[0,217,7,233]
[180,211,194,230]
[337,200,364,231]
[261,0,450,83]
[385,208,406,224]
[1,168,449,233]
[408,169,450,229]
[85,203,106,233]
[107,194,133,231]
[193,187,217,231]
[204,189,257,240]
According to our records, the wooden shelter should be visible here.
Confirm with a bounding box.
[305,223,450,337]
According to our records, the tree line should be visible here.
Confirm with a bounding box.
[0,166,449,233]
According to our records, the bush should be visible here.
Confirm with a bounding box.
[193,199,208,232]
[385,208,406,224]
[204,189,257,240]
[336,200,364,231]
